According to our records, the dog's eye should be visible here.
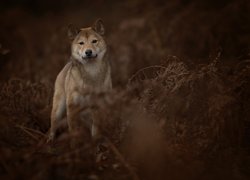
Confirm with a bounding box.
[92,39,98,43]
[79,42,84,45]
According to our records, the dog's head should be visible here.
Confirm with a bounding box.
[68,19,107,64]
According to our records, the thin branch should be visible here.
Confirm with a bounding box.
[104,137,140,180]
[15,125,40,140]
[19,125,47,137]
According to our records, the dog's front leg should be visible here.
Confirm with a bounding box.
[66,92,81,133]
[48,89,66,142]
[92,119,99,139]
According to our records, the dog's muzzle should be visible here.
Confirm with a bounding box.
[82,49,97,60]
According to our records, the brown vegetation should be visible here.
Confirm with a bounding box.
[0,0,250,179]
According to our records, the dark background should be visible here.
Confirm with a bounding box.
[0,0,250,179]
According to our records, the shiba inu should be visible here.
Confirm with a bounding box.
[48,19,112,142]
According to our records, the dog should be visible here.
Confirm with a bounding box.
[48,19,112,142]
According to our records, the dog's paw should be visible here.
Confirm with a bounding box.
[46,133,54,143]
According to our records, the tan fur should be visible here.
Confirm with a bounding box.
[48,20,112,142]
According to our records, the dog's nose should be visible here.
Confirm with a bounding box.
[85,49,92,57]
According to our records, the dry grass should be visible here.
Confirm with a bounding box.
[0,0,250,179]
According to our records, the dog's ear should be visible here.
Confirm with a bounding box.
[92,19,105,36]
[68,24,79,40]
